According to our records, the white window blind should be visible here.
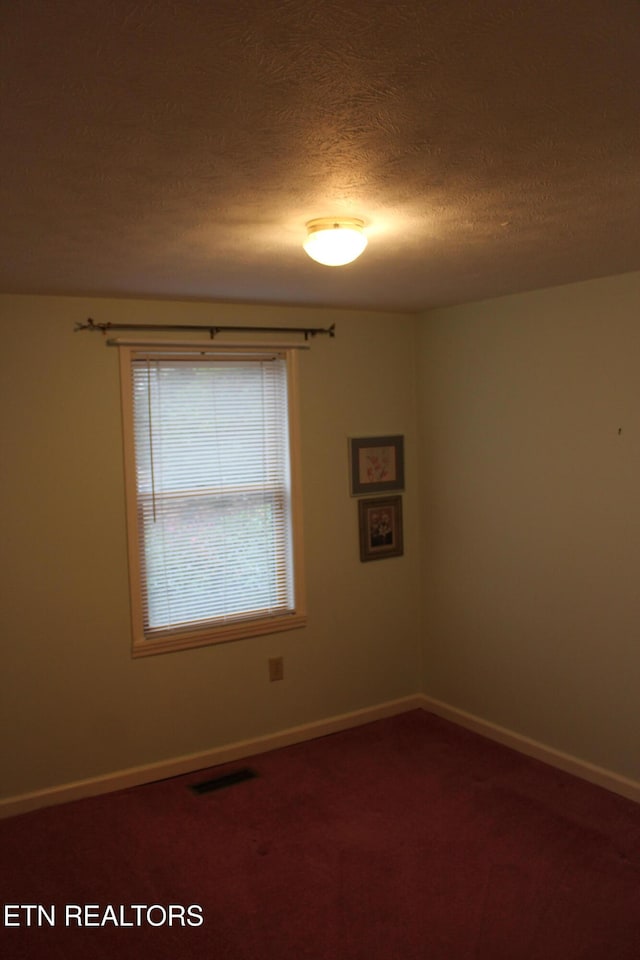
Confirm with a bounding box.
[126,349,302,648]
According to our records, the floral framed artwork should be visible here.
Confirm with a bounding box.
[349,435,404,496]
[358,496,403,562]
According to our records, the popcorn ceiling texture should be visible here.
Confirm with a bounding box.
[1,0,639,310]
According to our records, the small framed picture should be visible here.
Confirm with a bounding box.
[358,496,403,562]
[349,435,404,495]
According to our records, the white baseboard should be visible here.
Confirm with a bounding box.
[419,694,640,804]
[0,694,424,820]
[3,692,638,819]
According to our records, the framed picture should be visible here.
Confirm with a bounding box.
[349,435,404,495]
[358,496,403,562]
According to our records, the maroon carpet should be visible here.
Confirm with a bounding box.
[1,710,639,959]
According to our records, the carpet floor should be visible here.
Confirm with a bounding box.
[1,709,639,959]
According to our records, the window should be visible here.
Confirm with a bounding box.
[119,344,306,656]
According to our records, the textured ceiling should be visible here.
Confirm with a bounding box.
[1,0,639,312]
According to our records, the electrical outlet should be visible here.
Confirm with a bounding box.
[268,656,284,682]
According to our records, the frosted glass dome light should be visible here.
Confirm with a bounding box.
[303,218,367,266]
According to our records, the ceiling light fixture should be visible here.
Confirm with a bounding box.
[303,218,367,266]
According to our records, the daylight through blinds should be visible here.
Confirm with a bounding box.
[131,353,294,636]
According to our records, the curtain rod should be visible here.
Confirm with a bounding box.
[106,339,310,351]
[74,318,336,340]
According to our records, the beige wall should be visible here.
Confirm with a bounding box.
[0,295,422,799]
[4,271,639,802]
[418,271,640,781]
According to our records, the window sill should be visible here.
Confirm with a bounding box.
[131,611,307,658]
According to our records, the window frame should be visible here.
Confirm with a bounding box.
[119,343,307,657]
